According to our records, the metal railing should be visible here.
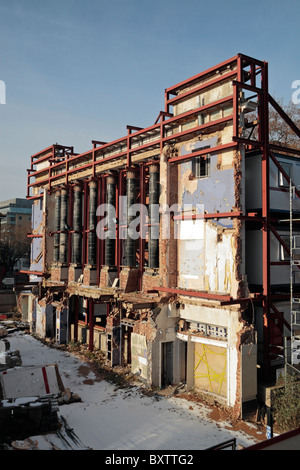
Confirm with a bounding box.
[205,438,237,450]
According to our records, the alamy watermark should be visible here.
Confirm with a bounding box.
[0,80,6,104]
[292,80,300,105]
[95,199,204,245]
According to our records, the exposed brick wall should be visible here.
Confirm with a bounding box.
[83,266,97,285]
[51,266,60,282]
[119,269,129,290]
[119,268,139,292]
[133,319,156,342]
[99,268,108,288]
[69,266,75,282]
[142,272,160,293]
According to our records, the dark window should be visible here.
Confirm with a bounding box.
[192,154,210,179]
[278,162,292,187]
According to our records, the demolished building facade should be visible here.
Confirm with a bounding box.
[21,54,300,417]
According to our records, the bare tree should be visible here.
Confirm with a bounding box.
[243,98,300,150]
[268,99,300,150]
[0,225,31,274]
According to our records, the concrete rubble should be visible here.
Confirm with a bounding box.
[0,327,83,450]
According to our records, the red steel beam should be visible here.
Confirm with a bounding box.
[166,70,237,107]
[173,211,242,220]
[163,115,233,144]
[151,286,232,301]
[270,226,290,256]
[271,303,291,331]
[27,100,234,194]
[20,270,44,276]
[169,142,237,164]
[270,151,300,198]
[261,61,271,373]
[165,54,238,95]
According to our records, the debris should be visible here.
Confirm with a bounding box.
[11,439,38,451]
[0,364,64,399]
[0,395,60,444]
[57,388,81,405]
[0,338,22,371]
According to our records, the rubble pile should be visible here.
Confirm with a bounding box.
[0,329,83,449]
[0,396,60,445]
[0,339,22,371]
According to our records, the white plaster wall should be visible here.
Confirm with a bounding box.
[179,303,230,327]
[205,224,235,294]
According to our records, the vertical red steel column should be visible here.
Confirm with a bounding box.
[82,180,89,267]
[115,172,120,271]
[261,61,271,375]
[127,128,131,167]
[165,90,170,114]
[116,171,124,275]
[88,299,94,351]
[74,295,79,343]
[233,55,242,140]
[139,164,146,290]
[96,177,101,284]
[27,169,30,198]
[49,145,54,193]
[68,185,73,266]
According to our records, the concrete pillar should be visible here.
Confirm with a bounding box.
[54,190,61,263]
[59,187,68,264]
[186,338,195,390]
[125,170,137,267]
[88,299,94,351]
[105,175,117,267]
[72,182,82,265]
[88,179,97,266]
[148,164,159,268]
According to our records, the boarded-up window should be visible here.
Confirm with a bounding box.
[194,342,227,398]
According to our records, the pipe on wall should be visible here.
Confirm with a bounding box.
[105,175,117,267]
[148,164,160,268]
[72,182,82,265]
[125,170,137,267]
[59,187,69,264]
[88,179,97,266]
[54,189,61,263]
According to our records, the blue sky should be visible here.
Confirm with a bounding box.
[0,0,299,200]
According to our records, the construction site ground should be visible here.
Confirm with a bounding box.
[1,318,268,451]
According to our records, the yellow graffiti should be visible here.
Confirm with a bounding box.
[194,344,227,395]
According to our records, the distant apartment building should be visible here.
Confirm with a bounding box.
[21,54,300,418]
[0,198,32,272]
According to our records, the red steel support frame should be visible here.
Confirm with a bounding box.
[232,55,300,374]
[96,176,101,284]
[26,54,300,378]
[139,163,146,290]
[261,61,271,373]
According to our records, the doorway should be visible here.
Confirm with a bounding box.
[161,341,173,386]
